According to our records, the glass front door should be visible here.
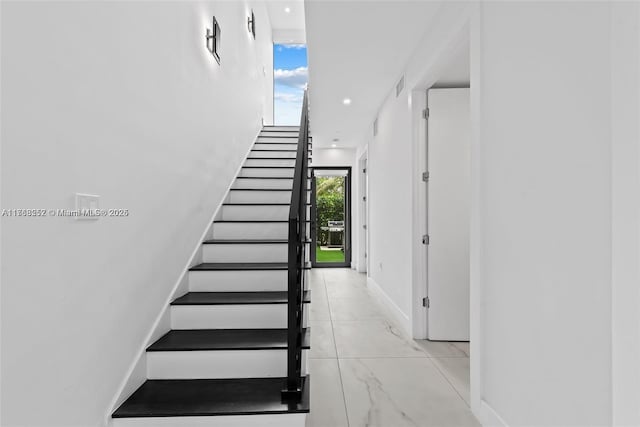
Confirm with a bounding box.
[311,168,351,267]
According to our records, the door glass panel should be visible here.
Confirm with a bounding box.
[315,175,346,264]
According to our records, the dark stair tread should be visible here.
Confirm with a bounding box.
[242,166,295,168]
[213,220,311,223]
[203,239,288,244]
[236,176,294,179]
[147,328,311,352]
[190,262,312,271]
[202,239,311,244]
[171,291,311,306]
[257,135,300,138]
[112,376,310,418]
[251,149,298,152]
[229,188,310,191]
[247,156,298,159]
[222,203,311,206]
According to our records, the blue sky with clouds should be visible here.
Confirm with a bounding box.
[274,44,308,125]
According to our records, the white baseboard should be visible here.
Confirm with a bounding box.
[477,400,508,427]
[366,276,411,336]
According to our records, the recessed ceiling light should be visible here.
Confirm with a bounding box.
[343,98,352,105]
[284,7,291,13]
[331,144,337,148]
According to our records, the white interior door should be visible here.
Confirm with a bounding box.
[427,88,471,341]
[362,157,368,272]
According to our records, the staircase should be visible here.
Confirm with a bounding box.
[111,120,312,426]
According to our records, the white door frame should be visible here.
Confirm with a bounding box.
[357,149,369,273]
[408,5,483,419]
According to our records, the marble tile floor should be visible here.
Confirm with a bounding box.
[306,268,479,427]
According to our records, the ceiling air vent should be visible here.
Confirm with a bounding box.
[373,118,379,136]
[396,75,405,97]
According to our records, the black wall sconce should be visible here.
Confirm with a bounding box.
[205,16,221,64]
[247,10,255,39]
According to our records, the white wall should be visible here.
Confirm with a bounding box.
[0,1,273,426]
[610,4,640,426]
[361,1,640,425]
[477,3,612,425]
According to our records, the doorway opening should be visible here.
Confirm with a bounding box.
[273,43,308,125]
[310,167,352,268]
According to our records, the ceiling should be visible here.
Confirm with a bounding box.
[266,0,306,43]
[304,1,444,147]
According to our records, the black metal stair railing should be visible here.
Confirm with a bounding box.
[281,89,310,402]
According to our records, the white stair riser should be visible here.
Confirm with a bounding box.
[260,130,300,136]
[203,243,288,262]
[221,205,310,221]
[239,168,294,178]
[188,270,309,292]
[147,349,309,379]
[233,179,293,189]
[213,222,288,239]
[254,143,300,150]
[228,190,291,204]
[171,304,286,329]
[221,205,290,220]
[171,304,310,330]
[245,158,296,167]
[189,270,287,291]
[112,414,307,427]
[250,151,297,159]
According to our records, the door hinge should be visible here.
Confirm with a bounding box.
[422,171,429,182]
[422,108,429,119]
[422,297,430,308]
[363,168,367,173]
[362,196,367,202]
[363,224,367,230]
[422,234,429,245]
[364,252,367,258]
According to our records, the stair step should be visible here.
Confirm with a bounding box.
[232,178,294,190]
[169,293,311,329]
[228,189,309,192]
[245,158,296,167]
[236,176,293,179]
[249,152,297,159]
[190,262,311,271]
[212,221,291,240]
[222,203,311,206]
[202,239,287,262]
[213,220,310,223]
[148,329,310,352]
[257,135,299,138]
[239,167,295,178]
[253,143,305,149]
[112,376,310,418]
[251,149,297,152]
[203,239,312,243]
[171,291,311,306]
[247,156,299,160]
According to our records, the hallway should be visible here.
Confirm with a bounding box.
[306,268,479,427]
